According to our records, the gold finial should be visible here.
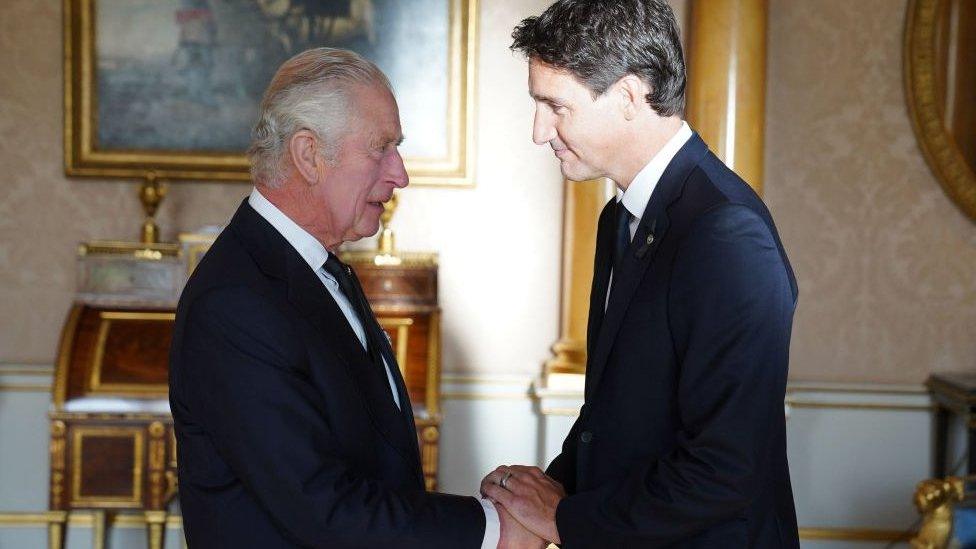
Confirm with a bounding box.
[139,172,167,244]
[377,191,399,255]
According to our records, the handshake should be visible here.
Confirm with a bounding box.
[480,465,567,549]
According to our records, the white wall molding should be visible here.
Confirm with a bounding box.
[0,367,945,546]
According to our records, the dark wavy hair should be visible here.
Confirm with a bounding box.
[511,0,685,117]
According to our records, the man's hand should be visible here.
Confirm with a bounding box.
[481,465,566,544]
[496,500,545,549]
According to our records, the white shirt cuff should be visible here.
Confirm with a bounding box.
[479,497,500,549]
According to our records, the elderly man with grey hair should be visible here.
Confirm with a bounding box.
[169,48,540,548]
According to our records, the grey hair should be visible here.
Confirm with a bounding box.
[247,47,392,188]
[511,0,686,117]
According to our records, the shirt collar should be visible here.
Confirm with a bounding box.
[248,187,331,273]
[617,121,693,221]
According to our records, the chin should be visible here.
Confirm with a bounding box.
[351,221,381,241]
[560,164,598,182]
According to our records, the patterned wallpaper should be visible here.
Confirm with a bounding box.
[0,0,973,382]
[0,0,285,363]
[0,0,564,376]
[765,0,976,382]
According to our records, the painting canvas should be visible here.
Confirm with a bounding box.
[65,0,476,185]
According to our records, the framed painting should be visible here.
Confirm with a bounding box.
[64,0,478,186]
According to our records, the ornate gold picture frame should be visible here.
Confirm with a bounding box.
[64,0,478,186]
[904,0,976,222]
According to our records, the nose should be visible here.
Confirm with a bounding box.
[387,148,409,188]
[532,106,556,146]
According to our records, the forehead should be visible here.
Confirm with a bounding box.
[351,84,401,139]
[528,59,591,102]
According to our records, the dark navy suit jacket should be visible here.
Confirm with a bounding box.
[547,134,800,548]
[169,201,484,548]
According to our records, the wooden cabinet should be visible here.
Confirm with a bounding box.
[48,304,177,549]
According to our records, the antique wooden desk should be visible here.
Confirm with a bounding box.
[48,303,178,549]
[48,251,443,547]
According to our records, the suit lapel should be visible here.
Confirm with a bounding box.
[586,201,616,359]
[231,201,421,478]
[585,134,711,400]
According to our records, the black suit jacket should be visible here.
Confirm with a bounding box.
[169,200,485,548]
[547,134,800,548]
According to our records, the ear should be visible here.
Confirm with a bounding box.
[613,74,650,121]
[288,129,323,184]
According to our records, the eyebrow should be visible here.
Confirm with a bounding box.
[530,92,565,106]
[372,134,405,149]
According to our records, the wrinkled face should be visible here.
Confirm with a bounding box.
[313,84,408,244]
[528,59,620,182]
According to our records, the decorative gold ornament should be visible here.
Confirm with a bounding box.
[139,173,168,244]
[910,476,965,549]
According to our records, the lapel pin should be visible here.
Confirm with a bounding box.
[634,219,658,259]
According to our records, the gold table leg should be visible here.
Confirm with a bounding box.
[92,510,107,549]
[145,510,167,549]
[47,511,68,549]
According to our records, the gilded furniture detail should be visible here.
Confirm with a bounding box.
[418,422,442,491]
[148,421,168,510]
[911,476,965,549]
[50,303,178,548]
[47,511,68,549]
[70,427,144,507]
[49,421,67,509]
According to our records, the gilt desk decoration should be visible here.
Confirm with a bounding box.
[53,233,185,548]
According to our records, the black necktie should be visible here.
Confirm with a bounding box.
[322,254,406,407]
[323,254,372,341]
[614,200,633,268]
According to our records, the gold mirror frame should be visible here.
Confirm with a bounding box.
[63,0,478,187]
[904,0,976,222]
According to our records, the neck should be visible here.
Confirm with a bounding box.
[610,116,683,191]
[257,181,342,251]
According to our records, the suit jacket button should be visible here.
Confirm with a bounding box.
[580,431,593,443]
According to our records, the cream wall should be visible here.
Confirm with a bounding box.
[0,0,563,376]
[1,0,974,384]
[765,0,976,383]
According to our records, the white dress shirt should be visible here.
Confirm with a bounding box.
[607,121,693,310]
[249,188,401,409]
[248,188,499,548]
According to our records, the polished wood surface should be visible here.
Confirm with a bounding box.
[687,0,768,194]
[55,306,173,408]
